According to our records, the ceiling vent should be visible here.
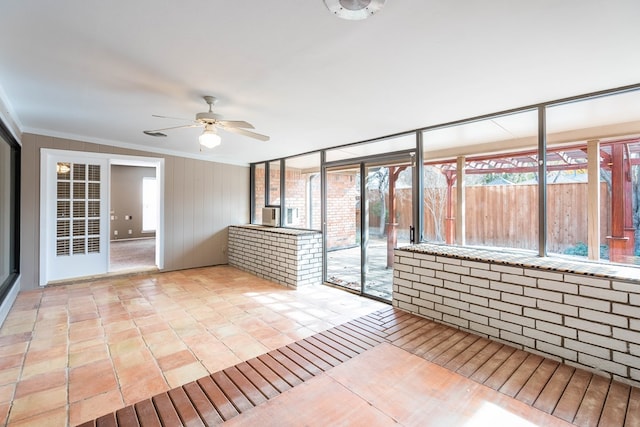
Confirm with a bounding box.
[323,0,386,20]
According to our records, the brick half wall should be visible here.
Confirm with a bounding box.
[392,244,640,387]
[228,225,322,288]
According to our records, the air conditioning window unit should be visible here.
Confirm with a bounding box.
[262,207,280,227]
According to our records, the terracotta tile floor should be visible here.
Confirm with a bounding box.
[224,343,573,426]
[0,266,386,426]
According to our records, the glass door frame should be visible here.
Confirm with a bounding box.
[322,149,417,302]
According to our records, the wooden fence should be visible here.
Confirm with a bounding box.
[368,182,611,253]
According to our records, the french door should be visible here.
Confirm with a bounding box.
[324,153,415,301]
[41,151,109,284]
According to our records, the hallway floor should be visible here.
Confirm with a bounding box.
[0,266,385,426]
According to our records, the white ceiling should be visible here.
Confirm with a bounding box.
[1,1,639,165]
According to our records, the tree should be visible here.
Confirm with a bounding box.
[424,166,448,242]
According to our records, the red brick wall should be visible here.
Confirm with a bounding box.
[326,172,358,249]
[254,166,356,247]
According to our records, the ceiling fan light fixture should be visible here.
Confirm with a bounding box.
[199,126,221,148]
[323,0,386,20]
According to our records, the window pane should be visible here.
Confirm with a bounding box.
[546,89,640,266]
[422,109,539,251]
[268,161,281,205]
[142,177,158,232]
[326,133,415,162]
[284,153,321,229]
[253,163,265,224]
[0,141,10,282]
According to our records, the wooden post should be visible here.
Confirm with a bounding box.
[456,156,465,245]
[608,144,630,262]
[587,140,600,260]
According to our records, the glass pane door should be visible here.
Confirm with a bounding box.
[363,160,413,300]
[325,165,361,292]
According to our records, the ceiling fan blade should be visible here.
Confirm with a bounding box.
[222,126,270,142]
[152,114,194,122]
[217,120,254,129]
[143,124,201,135]
[143,131,167,137]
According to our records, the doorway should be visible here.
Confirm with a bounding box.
[109,164,158,272]
[40,149,164,285]
[324,154,414,301]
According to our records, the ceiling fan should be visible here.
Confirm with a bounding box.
[143,96,270,148]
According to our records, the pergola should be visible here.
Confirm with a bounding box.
[385,137,640,263]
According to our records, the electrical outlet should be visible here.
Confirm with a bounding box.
[114,230,118,236]
[128,229,132,235]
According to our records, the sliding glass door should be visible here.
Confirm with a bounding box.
[324,153,414,301]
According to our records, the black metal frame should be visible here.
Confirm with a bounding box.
[0,118,20,305]
[249,82,640,286]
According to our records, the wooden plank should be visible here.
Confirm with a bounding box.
[95,413,117,427]
[499,353,544,397]
[210,371,255,413]
[334,323,384,347]
[235,362,281,400]
[431,333,480,365]
[479,348,527,390]
[358,312,385,326]
[533,364,576,414]
[515,358,560,406]
[393,323,448,352]
[245,357,292,394]
[444,337,492,372]
[374,307,403,323]
[294,338,344,367]
[553,369,594,423]
[326,326,376,350]
[168,387,206,427]
[287,342,334,372]
[152,393,183,427]
[625,386,640,427]
[339,322,387,345]
[223,366,268,406]
[320,329,369,354]
[314,331,362,357]
[303,336,351,363]
[385,316,434,342]
[134,399,162,427]
[597,381,630,427]
[278,346,324,375]
[196,376,240,421]
[420,330,470,361]
[268,349,315,381]
[182,382,224,425]
[411,327,458,358]
[257,354,304,387]
[351,316,387,332]
[380,313,425,337]
[375,308,407,327]
[573,374,611,427]
[456,341,504,378]
[115,406,139,426]
[346,318,389,339]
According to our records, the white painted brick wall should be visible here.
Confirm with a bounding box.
[392,246,640,387]
[228,226,322,288]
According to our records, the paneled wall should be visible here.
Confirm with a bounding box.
[20,133,249,290]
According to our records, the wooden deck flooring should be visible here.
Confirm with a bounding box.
[78,307,640,427]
